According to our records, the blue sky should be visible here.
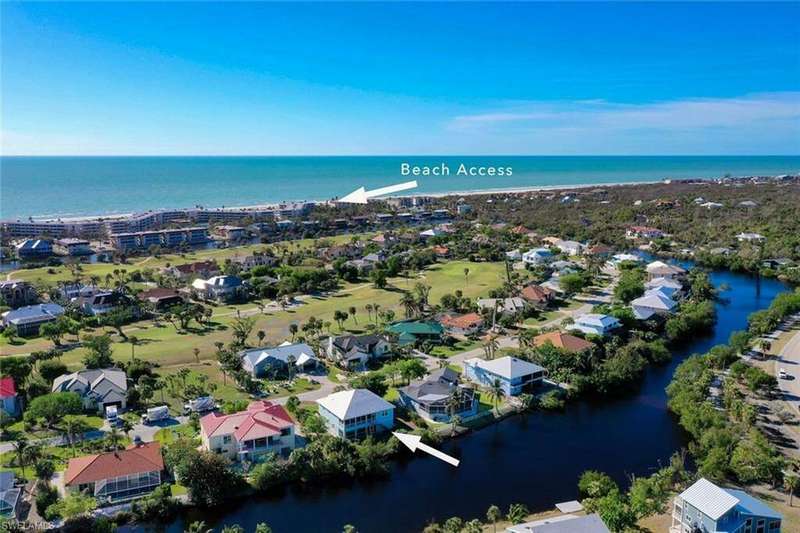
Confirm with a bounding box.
[2,2,799,155]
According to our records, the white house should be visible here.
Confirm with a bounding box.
[646,261,686,281]
[200,400,295,461]
[507,514,610,533]
[477,297,528,317]
[553,240,585,256]
[52,368,128,414]
[191,275,245,302]
[645,277,683,298]
[240,342,319,377]
[631,292,677,320]
[522,248,554,266]
[610,253,643,266]
[316,389,395,440]
[737,232,766,243]
[567,314,621,336]
[463,356,546,396]
[505,249,522,261]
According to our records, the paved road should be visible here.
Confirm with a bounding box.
[775,314,800,415]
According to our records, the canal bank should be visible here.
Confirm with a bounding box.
[140,269,789,533]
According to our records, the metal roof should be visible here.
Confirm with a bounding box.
[678,478,739,521]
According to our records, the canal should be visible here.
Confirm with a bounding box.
[146,269,788,533]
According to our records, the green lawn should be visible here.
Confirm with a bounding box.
[429,339,480,358]
[3,415,104,441]
[2,260,506,405]
[154,424,198,445]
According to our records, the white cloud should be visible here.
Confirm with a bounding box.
[447,93,800,154]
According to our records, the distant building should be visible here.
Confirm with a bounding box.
[137,287,184,310]
[240,342,319,378]
[533,331,595,354]
[646,260,686,281]
[214,225,247,241]
[52,368,128,414]
[2,303,64,336]
[316,389,394,440]
[327,334,391,369]
[64,442,164,502]
[190,275,246,303]
[15,238,53,258]
[463,356,546,396]
[737,232,766,243]
[165,260,220,280]
[54,238,93,256]
[670,478,782,533]
[567,314,621,336]
[200,400,296,461]
[230,253,278,270]
[520,284,557,308]
[399,367,478,423]
[477,297,528,318]
[386,320,445,345]
[77,291,133,316]
[626,226,664,240]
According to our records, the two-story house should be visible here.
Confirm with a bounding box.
[327,334,392,369]
[398,368,478,423]
[463,356,546,396]
[200,401,296,461]
[52,368,128,414]
[316,389,394,440]
[670,478,782,533]
[240,342,320,378]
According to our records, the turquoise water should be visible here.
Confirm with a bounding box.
[2,156,798,219]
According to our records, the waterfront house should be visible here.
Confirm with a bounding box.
[631,292,677,320]
[646,261,686,281]
[522,247,554,266]
[316,389,395,440]
[54,238,92,256]
[0,471,21,518]
[327,334,391,369]
[645,277,683,298]
[670,478,782,533]
[52,368,128,414]
[520,284,557,308]
[137,287,184,310]
[166,260,221,280]
[610,253,643,266]
[567,314,621,336]
[463,356,546,396]
[533,331,595,354]
[386,320,445,345]
[240,342,319,378]
[0,377,20,418]
[507,514,610,533]
[64,441,164,502]
[398,367,478,423]
[506,249,523,261]
[2,303,64,336]
[438,312,485,336]
[0,280,37,308]
[626,226,664,240]
[191,275,246,303]
[200,400,295,461]
[15,238,53,258]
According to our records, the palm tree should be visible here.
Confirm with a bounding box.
[185,522,213,533]
[193,347,201,364]
[489,379,505,416]
[60,415,91,457]
[289,324,298,342]
[365,304,373,323]
[128,335,140,361]
[483,335,500,360]
[12,437,30,477]
[400,292,417,319]
[486,505,502,533]
[464,267,470,286]
[518,329,536,350]
[450,414,462,437]
[786,474,799,506]
[108,426,123,451]
[287,354,297,382]
[348,306,358,325]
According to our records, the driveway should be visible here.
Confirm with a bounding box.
[774,314,800,414]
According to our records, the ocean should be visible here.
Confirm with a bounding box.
[2,155,798,220]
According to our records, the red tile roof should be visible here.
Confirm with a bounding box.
[0,377,16,399]
[520,284,556,303]
[200,401,293,442]
[439,312,484,330]
[533,331,595,353]
[65,442,164,486]
[432,245,450,256]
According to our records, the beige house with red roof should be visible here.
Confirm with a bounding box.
[200,400,296,461]
[439,312,485,336]
[520,284,557,308]
[533,331,595,353]
[64,442,164,502]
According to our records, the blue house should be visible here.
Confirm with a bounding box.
[671,478,782,533]
[316,389,394,440]
[463,356,546,396]
[398,367,478,423]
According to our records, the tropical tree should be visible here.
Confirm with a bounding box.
[60,415,91,457]
[128,335,140,361]
[464,267,470,286]
[489,379,505,416]
[289,324,298,342]
[348,306,358,325]
[785,474,799,506]
[185,522,213,533]
[486,506,501,533]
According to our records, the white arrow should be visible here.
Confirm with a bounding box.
[337,180,418,204]
[393,431,460,467]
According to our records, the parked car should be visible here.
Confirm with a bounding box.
[141,405,170,424]
[183,396,217,414]
[105,405,123,427]
[779,368,789,379]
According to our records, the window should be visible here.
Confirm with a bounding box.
[223,435,232,444]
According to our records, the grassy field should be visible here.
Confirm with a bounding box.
[2,260,506,404]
